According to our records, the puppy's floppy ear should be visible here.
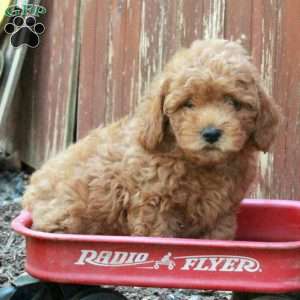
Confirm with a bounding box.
[252,84,282,152]
[138,76,170,151]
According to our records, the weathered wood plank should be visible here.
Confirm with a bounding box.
[224,0,252,50]
[77,0,111,138]
[78,0,143,138]
[137,0,180,104]
[250,0,281,198]
[109,0,142,121]
[202,0,226,39]
[137,0,169,103]
[177,0,204,46]
[270,0,300,200]
[15,0,80,168]
[249,0,300,200]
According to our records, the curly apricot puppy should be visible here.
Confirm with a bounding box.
[23,39,281,239]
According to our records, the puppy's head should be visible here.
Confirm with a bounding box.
[138,39,281,165]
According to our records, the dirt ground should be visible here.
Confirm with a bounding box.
[0,170,233,299]
[0,170,27,286]
[0,201,25,285]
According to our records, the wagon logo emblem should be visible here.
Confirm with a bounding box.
[154,252,176,270]
[74,250,262,273]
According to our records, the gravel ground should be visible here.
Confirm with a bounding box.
[0,201,25,285]
[0,169,233,299]
[0,170,27,286]
[115,287,231,300]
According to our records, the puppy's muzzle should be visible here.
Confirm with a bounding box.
[201,127,222,144]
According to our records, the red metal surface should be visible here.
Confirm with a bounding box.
[12,199,300,293]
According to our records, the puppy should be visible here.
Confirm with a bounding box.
[22,39,281,239]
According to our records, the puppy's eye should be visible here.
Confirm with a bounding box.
[224,95,242,111]
[243,103,254,111]
[183,99,194,109]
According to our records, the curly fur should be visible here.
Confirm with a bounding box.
[22,39,281,239]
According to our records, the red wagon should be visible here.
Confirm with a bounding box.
[12,199,300,299]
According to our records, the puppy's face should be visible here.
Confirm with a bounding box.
[139,40,281,165]
[164,74,258,164]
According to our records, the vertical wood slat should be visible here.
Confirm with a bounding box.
[250,0,281,198]
[77,0,111,138]
[177,0,204,46]
[138,0,179,104]
[202,0,226,39]
[14,0,80,168]
[271,0,300,200]
[224,0,252,50]
[109,0,142,121]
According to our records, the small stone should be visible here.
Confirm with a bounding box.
[165,294,180,300]
[190,296,202,300]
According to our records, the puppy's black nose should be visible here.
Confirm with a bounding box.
[201,127,222,144]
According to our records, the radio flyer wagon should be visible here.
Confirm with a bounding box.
[12,199,300,299]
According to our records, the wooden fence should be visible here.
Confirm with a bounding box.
[5,0,300,200]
